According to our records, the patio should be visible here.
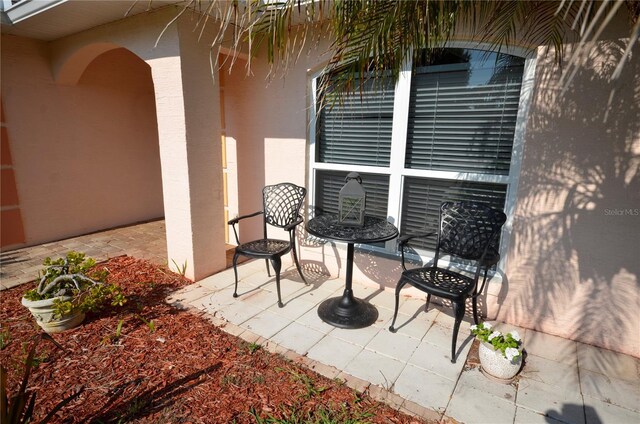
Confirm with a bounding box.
[2,221,637,423]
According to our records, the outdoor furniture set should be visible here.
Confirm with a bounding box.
[228,181,507,364]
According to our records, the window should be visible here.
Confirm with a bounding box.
[309,47,534,261]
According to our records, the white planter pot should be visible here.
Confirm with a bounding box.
[21,296,85,333]
[479,342,523,381]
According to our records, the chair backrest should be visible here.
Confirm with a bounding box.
[262,183,307,229]
[437,201,507,261]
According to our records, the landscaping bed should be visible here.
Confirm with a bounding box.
[0,256,430,423]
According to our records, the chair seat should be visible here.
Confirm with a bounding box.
[236,238,291,258]
[401,267,475,301]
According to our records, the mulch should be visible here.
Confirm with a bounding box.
[0,256,432,423]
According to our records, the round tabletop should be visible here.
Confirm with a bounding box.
[306,214,398,244]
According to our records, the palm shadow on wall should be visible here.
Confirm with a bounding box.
[508,40,639,356]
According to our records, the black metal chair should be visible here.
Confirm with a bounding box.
[389,201,507,363]
[228,183,308,307]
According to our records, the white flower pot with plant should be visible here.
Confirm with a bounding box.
[471,322,523,381]
[21,252,126,333]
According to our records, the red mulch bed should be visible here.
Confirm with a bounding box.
[1,256,431,423]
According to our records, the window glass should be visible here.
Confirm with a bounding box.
[311,48,527,257]
[401,177,507,250]
[406,49,525,174]
[314,170,390,219]
[317,78,395,167]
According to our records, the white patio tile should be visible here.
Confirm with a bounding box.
[371,304,400,328]
[288,286,337,306]
[457,367,516,401]
[521,354,580,392]
[270,321,325,355]
[166,285,214,308]
[515,407,564,424]
[261,277,309,298]
[368,288,404,311]
[237,269,275,288]
[583,397,640,424]
[397,296,429,316]
[197,270,236,290]
[516,379,585,424]
[366,330,421,363]
[577,343,640,383]
[216,301,263,325]
[229,282,264,299]
[394,364,455,413]
[243,309,294,339]
[343,349,406,388]
[387,311,434,340]
[525,329,577,366]
[237,288,279,310]
[267,297,317,321]
[422,323,473,354]
[295,309,336,334]
[312,277,350,293]
[197,288,237,312]
[330,325,381,348]
[407,340,467,381]
[434,310,473,331]
[580,369,640,412]
[446,384,517,424]
[307,335,363,370]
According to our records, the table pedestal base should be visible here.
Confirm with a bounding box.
[317,294,378,329]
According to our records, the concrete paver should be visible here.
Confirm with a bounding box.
[0,219,167,290]
[3,222,640,423]
[344,348,406,388]
[447,384,517,424]
[394,364,456,413]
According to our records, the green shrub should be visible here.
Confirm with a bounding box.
[23,251,126,318]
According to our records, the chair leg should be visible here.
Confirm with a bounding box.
[265,259,271,277]
[389,280,407,333]
[472,296,479,325]
[473,267,489,324]
[232,252,240,298]
[425,294,432,312]
[271,258,283,308]
[451,300,465,364]
[290,237,308,285]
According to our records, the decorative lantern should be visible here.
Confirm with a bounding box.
[338,172,366,226]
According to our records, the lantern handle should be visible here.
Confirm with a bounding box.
[345,172,362,184]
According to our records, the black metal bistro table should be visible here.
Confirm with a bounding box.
[306,214,398,329]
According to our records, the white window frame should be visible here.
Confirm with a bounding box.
[307,42,537,271]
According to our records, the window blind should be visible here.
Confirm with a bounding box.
[401,177,507,251]
[314,170,390,219]
[317,78,395,167]
[405,57,524,175]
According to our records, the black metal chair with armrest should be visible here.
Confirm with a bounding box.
[389,201,506,363]
[228,183,308,307]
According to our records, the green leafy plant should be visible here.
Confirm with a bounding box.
[247,342,261,354]
[1,334,84,424]
[278,368,327,400]
[136,315,155,333]
[23,251,126,319]
[0,327,10,350]
[170,259,187,277]
[471,322,522,362]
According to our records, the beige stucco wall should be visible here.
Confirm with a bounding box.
[1,35,163,246]
[224,25,639,356]
[223,53,319,241]
[500,39,640,356]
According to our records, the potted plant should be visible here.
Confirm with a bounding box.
[21,251,126,333]
[471,322,524,381]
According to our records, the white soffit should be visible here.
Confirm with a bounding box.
[1,0,182,41]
